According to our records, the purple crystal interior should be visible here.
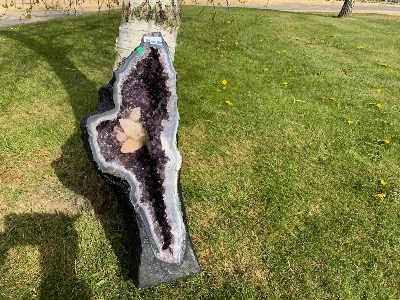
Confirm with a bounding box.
[97,47,172,249]
[85,34,185,264]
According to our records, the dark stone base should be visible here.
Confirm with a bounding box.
[134,214,200,288]
[120,173,200,289]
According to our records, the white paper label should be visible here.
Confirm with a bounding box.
[144,37,163,45]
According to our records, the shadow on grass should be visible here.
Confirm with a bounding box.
[0,213,91,299]
[0,15,140,295]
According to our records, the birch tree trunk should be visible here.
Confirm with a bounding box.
[114,0,181,70]
[338,0,356,18]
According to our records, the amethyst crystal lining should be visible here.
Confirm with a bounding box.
[86,33,185,264]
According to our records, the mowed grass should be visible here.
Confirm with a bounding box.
[0,6,399,299]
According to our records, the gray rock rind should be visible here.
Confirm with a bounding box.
[80,36,200,288]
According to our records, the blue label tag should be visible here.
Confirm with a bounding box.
[144,37,163,45]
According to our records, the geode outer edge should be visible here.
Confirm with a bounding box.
[80,33,200,286]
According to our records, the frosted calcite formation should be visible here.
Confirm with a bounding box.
[84,33,185,264]
[116,107,146,153]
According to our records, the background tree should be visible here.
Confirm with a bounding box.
[338,0,356,18]
[114,0,181,69]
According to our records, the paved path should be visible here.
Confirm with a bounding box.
[0,3,399,28]
[0,8,111,28]
[232,3,400,15]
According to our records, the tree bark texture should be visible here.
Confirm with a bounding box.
[114,0,181,70]
[338,0,356,18]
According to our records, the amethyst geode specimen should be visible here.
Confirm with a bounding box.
[81,33,200,287]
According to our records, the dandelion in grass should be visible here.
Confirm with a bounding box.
[282,50,287,53]
[332,34,337,38]
[376,88,382,93]
[347,120,353,125]
[375,193,386,199]
[234,41,239,46]
[263,68,269,72]
[356,45,365,50]
[282,82,288,86]
[383,139,390,144]
[329,97,337,101]
[376,103,383,109]
[377,62,388,67]
[225,100,233,106]
[221,79,228,86]
[380,179,387,186]
[295,37,300,40]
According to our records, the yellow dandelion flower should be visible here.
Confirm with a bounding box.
[221,79,228,86]
[347,120,353,125]
[306,41,312,45]
[377,62,388,67]
[376,103,383,109]
[282,50,287,53]
[295,37,300,40]
[322,96,326,100]
[356,45,365,50]
[369,102,375,105]
[332,34,337,38]
[282,82,288,86]
[380,179,387,186]
[269,20,272,23]
[329,97,337,101]
[234,41,239,46]
[225,100,233,105]
[320,40,325,43]
[383,139,390,144]
[263,67,269,72]
[375,193,386,199]
[376,88,382,93]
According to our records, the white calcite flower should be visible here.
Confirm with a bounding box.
[115,107,146,153]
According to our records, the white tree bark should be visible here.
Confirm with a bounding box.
[114,0,181,70]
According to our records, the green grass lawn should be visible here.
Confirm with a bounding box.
[0,6,399,299]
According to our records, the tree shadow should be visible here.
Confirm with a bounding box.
[0,14,140,293]
[0,213,91,299]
